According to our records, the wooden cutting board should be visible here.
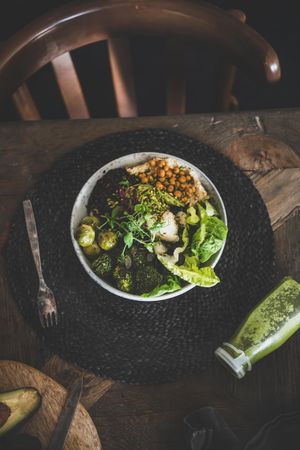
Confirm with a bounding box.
[0,360,101,449]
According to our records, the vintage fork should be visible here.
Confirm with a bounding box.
[23,199,58,328]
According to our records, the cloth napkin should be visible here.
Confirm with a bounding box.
[184,407,300,450]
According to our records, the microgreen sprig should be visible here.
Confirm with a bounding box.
[99,202,163,256]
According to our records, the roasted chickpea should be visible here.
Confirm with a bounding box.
[166,170,173,178]
[159,177,165,183]
[175,181,180,187]
[150,160,156,167]
[173,166,179,174]
[186,175,191,181]
[159,160,166,167]
[158,169,166,178]
[167,185,174,192]
[169,177,176,185]
[174,190,182,198]
[142,176,149,183]
[182,197,188,203]
[179,170,185,176]
[180,183,187,189]
[179,176,187,183]
[156,181,164,189]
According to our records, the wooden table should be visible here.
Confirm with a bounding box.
[0,109,299,450]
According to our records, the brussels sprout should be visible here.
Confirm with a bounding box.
[92,254,113,278]
[136,266,163,293]
[81,215,101,229]
[117,271,133,293]
[75,224,95,247]
[98,230,118,251]
[82,242,101,259]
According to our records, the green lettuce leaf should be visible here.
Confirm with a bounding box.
[158,255,220,287]
[192,216,227,263]
[189,203,207,255]
[191,202,227,263]
[198,203,208,221]
[186,206,200,225]
[141,275,182,297]
[204,200,218,217]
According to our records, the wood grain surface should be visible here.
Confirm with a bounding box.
[42,355,114,410]
[248,169,300,230]
[0,360,101,449]
[0,110,299,450]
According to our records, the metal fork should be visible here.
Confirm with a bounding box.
[23,199,58,328]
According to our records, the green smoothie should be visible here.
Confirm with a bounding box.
[215,277,300,378]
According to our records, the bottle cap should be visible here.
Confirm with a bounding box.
[214,343,252,379]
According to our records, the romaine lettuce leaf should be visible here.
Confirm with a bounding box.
[191,202,227,263]
[198,203,208,221]
[155,200,225,288]
[186,206,200,225]
[141,275,182,297]
[191,216,206,250]
[204,200,218,217]
[158,255,220,287]
[192,216,227,263]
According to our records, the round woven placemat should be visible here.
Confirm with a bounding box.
[6,129,275,384]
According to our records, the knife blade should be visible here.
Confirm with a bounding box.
[47,376,83,450]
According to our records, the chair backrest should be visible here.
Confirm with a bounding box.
[0,0,281,119]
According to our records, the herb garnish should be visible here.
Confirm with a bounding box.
[98,202,164,257]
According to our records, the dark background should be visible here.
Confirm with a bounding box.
[1,0,299,120]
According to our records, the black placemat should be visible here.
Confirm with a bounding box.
[5,129,275,384]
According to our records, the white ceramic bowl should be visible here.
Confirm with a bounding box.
[70,152,227,302]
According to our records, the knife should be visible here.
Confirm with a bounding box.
[47,376,83,450]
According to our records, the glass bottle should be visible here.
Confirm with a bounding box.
[215,277,300,378]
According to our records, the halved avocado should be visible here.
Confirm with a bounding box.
[0,388,41,437]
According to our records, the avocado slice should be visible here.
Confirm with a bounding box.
[0,388,41,437]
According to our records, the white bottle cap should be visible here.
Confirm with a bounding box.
[214,343,252,379]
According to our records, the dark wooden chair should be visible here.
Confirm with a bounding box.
[0,0,281,120]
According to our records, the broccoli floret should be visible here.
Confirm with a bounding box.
[113,265,133,293]
[117,273,133,293]
[135,265,163,293]
[114,266,133,292]
[113,265,126,280]
[92,254,113,278]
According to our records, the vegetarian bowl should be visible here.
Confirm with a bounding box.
[71,152,228,301]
